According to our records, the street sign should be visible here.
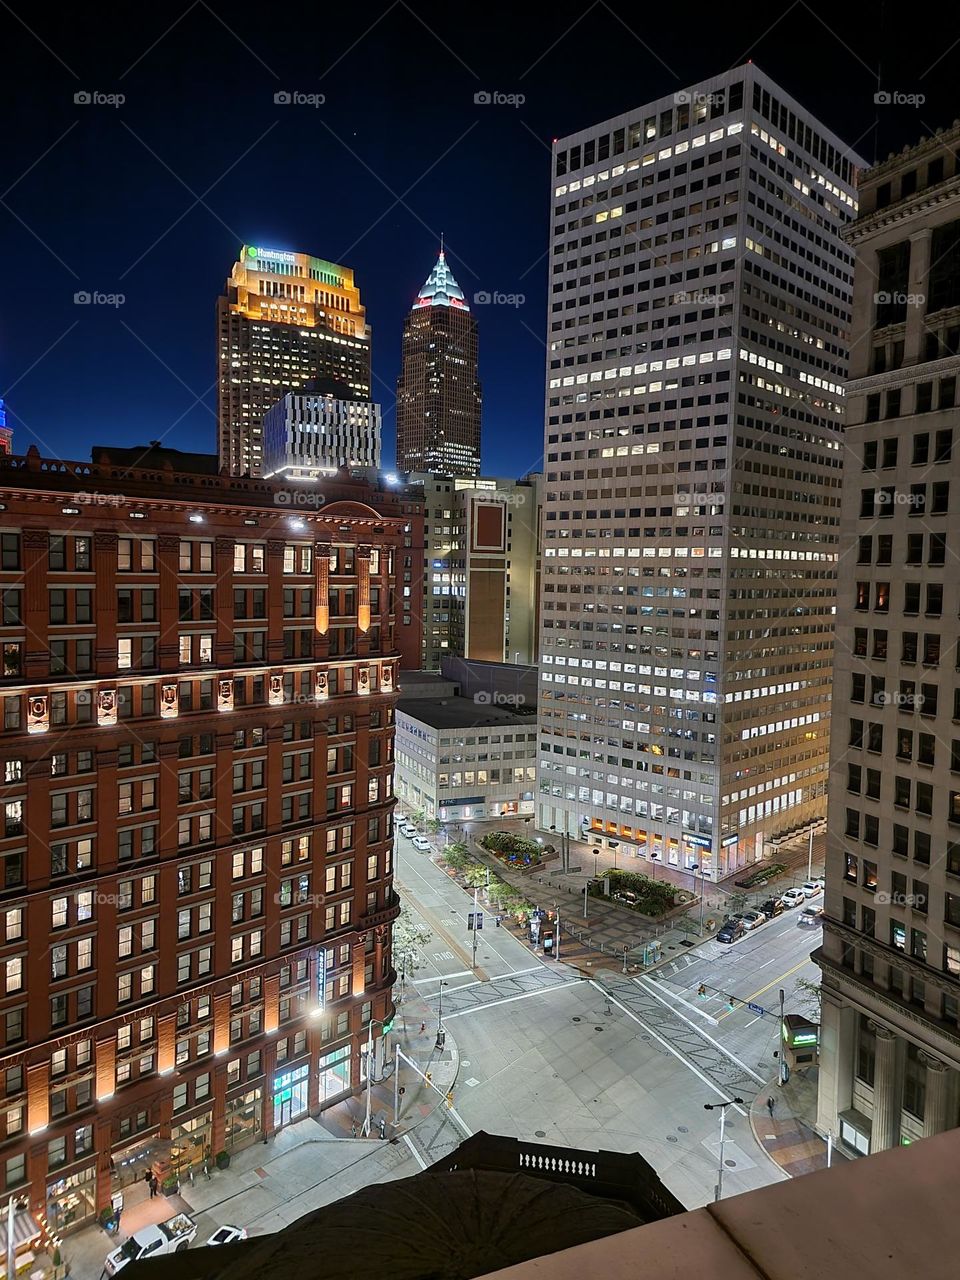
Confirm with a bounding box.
[747,1002,765,1016]
[468,911,483,930]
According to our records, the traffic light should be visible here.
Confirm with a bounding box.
[425,1071,432,1083]
[382,1018,395,1035]
[445,1091,454,1108]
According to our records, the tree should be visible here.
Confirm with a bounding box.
[392,907,432,982]
[793,976,822,1020]
[464,863,488,890]
[441,845,470,872]
[446,839,468,857]
[426,817,443,834]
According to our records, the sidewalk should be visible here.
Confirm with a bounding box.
[749,1067,846,1178]
[60,985,460,1280]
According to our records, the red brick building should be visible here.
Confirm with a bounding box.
[0,444,417,1238]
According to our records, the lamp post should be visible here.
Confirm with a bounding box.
[361,1012,395,1136]
[436,981,447,1051]
[583,878,589,919]
[692,863,707,935]
[593,851,599,880]
[704,1097,743,1201]
[778,988,786,1085]
[807,827,814,882]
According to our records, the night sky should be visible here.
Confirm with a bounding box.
[1,1,957,478]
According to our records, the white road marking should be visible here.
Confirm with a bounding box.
[402,1133,428,1170]
[416,970,473,983]
[634,976,765,1084]
[442,981,580,1019]
[592,981,748,1116]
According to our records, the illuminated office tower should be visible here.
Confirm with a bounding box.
[396,251,482,477]
[218,245,371,476]
[538,66,862,879]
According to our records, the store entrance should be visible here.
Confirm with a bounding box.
[273,1063,309,1131]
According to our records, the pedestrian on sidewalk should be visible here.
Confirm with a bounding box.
[142,1170,151,1194]
[379,1116,386,1140]
[767,1095,777,1118]
[351,1120,357,1138]
[419,1022,425,1034]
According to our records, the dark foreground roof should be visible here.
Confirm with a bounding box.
[128,1131,684,1280]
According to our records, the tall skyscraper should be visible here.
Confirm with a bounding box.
[217,245,371,476]
[396,251,481,477]
[817,126,960,1154]
[537,66,861,879]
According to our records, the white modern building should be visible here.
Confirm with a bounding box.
[262,379,382,479]
[537,65,863,880]
[395,661,538,821]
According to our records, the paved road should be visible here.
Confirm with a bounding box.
[392,825,828,1208]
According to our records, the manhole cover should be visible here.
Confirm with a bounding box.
[594,1026,604,1031]
[640,1034,650,1041]
[572,1016,582,1022]
[535,1130,546,1138]
[724,1159,737,1168]
[666,1134,678,1143]
[678,1126,689,1133]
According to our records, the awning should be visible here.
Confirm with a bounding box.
[0,1206,42,1254]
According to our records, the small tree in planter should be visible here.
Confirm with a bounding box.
[441,845,470,873]
[426,817,443,834]
[215,1150,230,1171]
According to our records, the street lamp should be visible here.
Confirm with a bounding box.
[691,863,707,935]
[436,981,448,1051]
[361,1012,396,1136]
[704,1097,743,1201]
[593,851,599,880]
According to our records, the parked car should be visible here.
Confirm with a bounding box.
[207,1226,248,1246]
[781,887,806,908]
[798,905,824,928]
[739,910,766,931]
[759,898,784,920]
[104,1214,198,1274]
[397,823,417,838]
[411,836,432,853]
[801,881,822,898]
[716,918,746,944]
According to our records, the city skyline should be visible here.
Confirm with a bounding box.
[1,4,956,477]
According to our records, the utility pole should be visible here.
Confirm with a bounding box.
[704,1098,743,1201]
[555,911,561,962]
[778,988,786,1085]
[583,879,589,919]
[6,1197,15,1280]
[436,981,447,1051]
[393,1043,401,1125]
[471,887,479,968]
[361,1017,374,1136]
[807,828,814,881]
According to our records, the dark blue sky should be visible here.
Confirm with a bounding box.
[1,1,955,476]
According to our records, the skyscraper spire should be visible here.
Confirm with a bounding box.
[414,249,468,310]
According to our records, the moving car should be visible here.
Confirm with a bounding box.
[798,905,824,928]
[411,836,432,853]
[759,898,784,920]
[104,1214,198,1274]
[801,881,823,898]
[739,910,766,931]
[207,1226,248,1246]
[781,887,806,908]
[716,917,746,944]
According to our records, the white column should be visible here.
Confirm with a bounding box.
[920,1052,953,1139]
[869,1021,899,1152]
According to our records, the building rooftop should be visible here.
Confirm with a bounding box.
[396,696,536,731]
[413,250,469,311]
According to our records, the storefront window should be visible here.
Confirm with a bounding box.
[47,1164,96,1232]
[170,1110,212,1172]
[318,1045,351,1107]
[225,1088,262,1151]
[273,1062,309,1130]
